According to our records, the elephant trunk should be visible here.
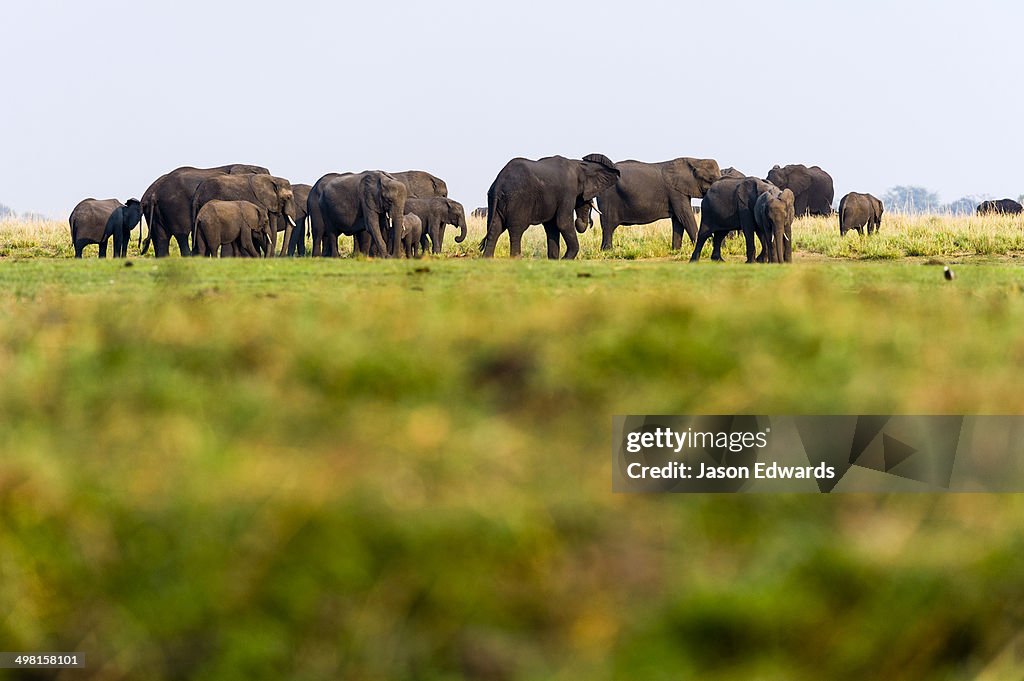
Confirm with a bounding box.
[575,200,594,234]
[454,214,467,243]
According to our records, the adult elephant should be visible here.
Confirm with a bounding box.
[285,184,313,256]
[471,207,488,219]
[720,167,748,179]
[480,154,620,259]
[141,164,269,257]
[976,199,1023,215]
[307,171,407,257]
[690,177,775,263]
[586,157,721,250]
[404,197,467,254]
[765,164,834,216]
[69,198,142,258]
[191,174,296,257]
[839,192,884,235]
[391,170,448,199]
[754,187,795,263]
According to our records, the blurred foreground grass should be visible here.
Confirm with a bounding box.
[1,258,1024,680]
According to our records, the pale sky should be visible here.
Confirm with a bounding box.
[3,0,1022,216]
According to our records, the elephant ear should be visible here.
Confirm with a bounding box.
[360,173,383,215]
[579,153,620,200]
[782,189,796,222]
[251,176,278,213]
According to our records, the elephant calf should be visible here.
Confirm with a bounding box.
[838,192,883,236]
[194,200,271,257]
[401,214,424,258]
[754,187,795,263]
[69,198,142,258]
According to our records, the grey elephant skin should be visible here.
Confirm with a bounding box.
[285,184,313,256]
[976,199,1023,215]
[141,164,269,257]
[69,198,142,258]
[691,177,775,263]
[191,175,296,257]
[307,171,408,257]
[194,200,271,257]
[839,192,884,236]
[586,157,721,251]
[471,207,487,219]
[755,187,795,263]
[403,197,467,254]
[391,170,448,199]
[481,154,620,259]
[720,167,748,179]
[400,213,424,258]
[766,164,834,216]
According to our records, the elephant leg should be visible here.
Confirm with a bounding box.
[543,221,561,260]
[559,215,580,260]
[670,198,699,249]
[600,221,618,250]
[174,233,190,257]
[435,224,446,254]
[98,238,108,258]
[689,230,712,262]
[710,232,728,261]
[74,239,88,258]
[508,226,526,258]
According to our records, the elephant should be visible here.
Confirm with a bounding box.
[400,213,424,258]
[403,197,467,254]
[190,174,296,257]
[720,167,748,179]
[765,164,834,216]
[193,200,271,257]
[690,177,776,263]
[471,207,488,219]
[140,164,269,257]
[284,184,313,256]
[391,170,448,199]
[583,157,721,251]
[480,154,620,259]
[839,192,884,236]
[69,198,142,258]
[976,199,1023,215]
[754,187,795,263]
[307,171,407,257]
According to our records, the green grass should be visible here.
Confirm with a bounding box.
[2,218,1024,680]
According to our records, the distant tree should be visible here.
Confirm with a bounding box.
[881,186,941,214]
[0,203,13,219]
[943,195,990,216]
[1017,194,1024,205]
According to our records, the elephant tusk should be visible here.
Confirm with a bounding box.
[287,216,297,227]
[591,199,602,216]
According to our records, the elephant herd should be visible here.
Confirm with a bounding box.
[67,155,1024,262]
[69,165,467,259]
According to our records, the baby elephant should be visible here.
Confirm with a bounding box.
[69,198,142,258]
[754,187,795,263]
[401,213,424,258]
[839,192,883,236]
[194,200,271,257]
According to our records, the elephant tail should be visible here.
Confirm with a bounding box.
[140,199,160,255]
[479,188,503,255]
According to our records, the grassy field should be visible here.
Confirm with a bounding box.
[1,215,1024,680]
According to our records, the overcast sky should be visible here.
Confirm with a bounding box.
[3,0,1022,215]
